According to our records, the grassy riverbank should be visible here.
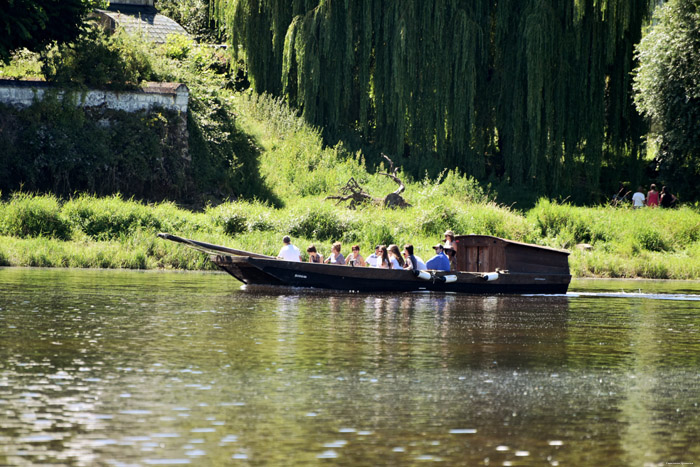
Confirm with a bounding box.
[1,93,699,279]
[1,192,699,279]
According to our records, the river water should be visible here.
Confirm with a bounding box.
[1,268,699,466]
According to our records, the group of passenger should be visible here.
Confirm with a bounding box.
[277,230,459,272]
[619,183,678,208]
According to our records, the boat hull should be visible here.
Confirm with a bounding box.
[211,255,571,295]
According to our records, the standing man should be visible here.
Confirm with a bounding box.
[278,235,302,262]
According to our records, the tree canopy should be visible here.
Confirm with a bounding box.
[0,0,102,63]
[634,0,700,200]
[213,0,657,202]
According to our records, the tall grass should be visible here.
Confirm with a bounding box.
[0,193,71,240]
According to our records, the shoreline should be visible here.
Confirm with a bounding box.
[3,264,700,283]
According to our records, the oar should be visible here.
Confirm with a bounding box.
[157,233,275,259]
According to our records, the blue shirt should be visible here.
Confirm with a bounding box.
[425,252,450,271]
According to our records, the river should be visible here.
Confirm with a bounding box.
[1,268,699,466]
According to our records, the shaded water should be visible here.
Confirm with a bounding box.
[1,268,700,466]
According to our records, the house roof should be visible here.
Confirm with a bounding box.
[93,4,189,44]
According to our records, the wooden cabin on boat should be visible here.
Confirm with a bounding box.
[452,235,570,275]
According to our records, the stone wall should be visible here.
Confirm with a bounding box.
[0,80,188,113]
[110,0,154,6]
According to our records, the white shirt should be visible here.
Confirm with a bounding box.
[632,191,645,207]
[366,253,379,267]
[389,257,401,269]
[278,244,301,262]
[414,255,427,271]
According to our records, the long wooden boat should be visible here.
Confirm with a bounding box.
[159,233,571,295]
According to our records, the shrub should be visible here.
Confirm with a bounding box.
[288,207,348,241]
[528,199,593,243]
[41,26,153,90]
[62,194,161,240]
[0,193,71,240]
[208,201,276,236]
[635,225,669,252]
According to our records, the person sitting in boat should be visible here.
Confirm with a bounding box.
[387,244,404,269]
[365,245,381,267]
[425,244,451,271]
[278,235,302,262]
[371,245,391,268]
[307,245,323,263]
[402,244,419,270]
[346,245,366,267]
[324,242,345,265]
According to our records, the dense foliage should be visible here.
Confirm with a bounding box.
[633,0,700,201]
[0,98,192,200]
[0,28,275,204]
[0,0,103,63]
[40,27,153,90]
[213,0,655,202]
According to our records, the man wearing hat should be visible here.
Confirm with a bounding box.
[425,244,451,271]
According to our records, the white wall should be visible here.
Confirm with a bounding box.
[0,81,188,114]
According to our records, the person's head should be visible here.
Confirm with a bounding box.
[307,245,317,254]
[637,186,644,192]
[374,245,381,255]
[378,245,388,259]
[662,185,668,194]
[650,183,657,191]
[433,244,444,253]
[351,245,360,255]
[283,235,291,245]
[332,242,342,253]
[403,244,414,256]
[388,244,403,261]
[444,230,455,242]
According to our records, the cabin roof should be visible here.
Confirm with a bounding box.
[454,234,570,256]
[94,4,189,44]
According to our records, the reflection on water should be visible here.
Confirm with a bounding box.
[1,269,700,465]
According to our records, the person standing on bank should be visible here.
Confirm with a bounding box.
[278,236,302,262]
[647,184,660,208]
[632,186,646,209]
[660,186,677,208]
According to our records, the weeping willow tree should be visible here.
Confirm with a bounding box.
[213,0,654,201]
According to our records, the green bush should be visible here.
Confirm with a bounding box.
[62,194,161,240]
[0,193,71,240]
[288,207,348,242]
[211,206,247,236]
[41,26,153,90]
